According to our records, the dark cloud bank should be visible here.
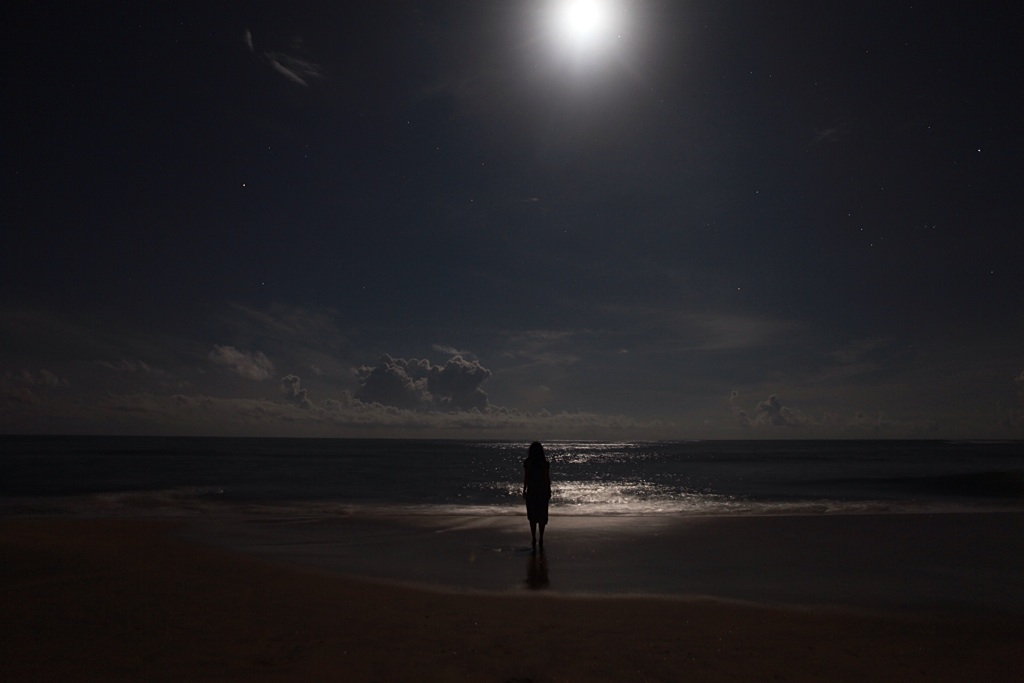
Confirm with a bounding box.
[356,354,491,412]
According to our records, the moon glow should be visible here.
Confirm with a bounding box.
[554,0,617,49]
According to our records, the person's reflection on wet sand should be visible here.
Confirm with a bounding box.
[525,552,549,590]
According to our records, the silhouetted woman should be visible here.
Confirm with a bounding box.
[522,441,551,552]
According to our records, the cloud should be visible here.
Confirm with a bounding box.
[0,320,660,438]
[37,369,63,387]
[688,314,802,352]
[355,354,430,410]
[2,371,38,405]
[593,307,806,355]
[729,390,751,427]
[243,29,324,87]
[811,120,850,145]
[265,52,323,86]
[755,394,810,427]
[828,337,889,366]
[432,343,472,358]
[502,330,582,367]
[209,345,274,381]
[11,368,69,388]
[2,368,70,406]
[70,389,657,439]
[280,374,312,409]
[427,355,492,411]
[729,391,814,428]
[728,390,913,435]
[99,358,153,374]
[355,353,492,412]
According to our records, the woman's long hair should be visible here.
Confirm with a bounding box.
[527,441,547,464]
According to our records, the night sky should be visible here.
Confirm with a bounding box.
[3,1,1022,438]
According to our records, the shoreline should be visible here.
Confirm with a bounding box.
[2,518,1024,683]
[3,517,1023,682]
[182,509,1024,613]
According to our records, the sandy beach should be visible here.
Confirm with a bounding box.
[3,517,1022,682]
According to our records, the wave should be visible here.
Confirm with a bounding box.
[5,487,1020,522]
[905,470,1024,499]
[814,470,1024,502]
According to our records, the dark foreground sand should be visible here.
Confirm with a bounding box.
[2,518,1022,682]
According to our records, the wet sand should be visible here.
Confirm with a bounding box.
[3,517,1022,682]
[192,510,1024,612]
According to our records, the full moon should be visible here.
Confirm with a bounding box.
[554,0,617,48]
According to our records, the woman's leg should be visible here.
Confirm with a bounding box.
[529,521,537,549]
[538,522,545,549]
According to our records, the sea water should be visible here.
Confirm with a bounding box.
[4,436,1024,606]
[3,436,1022,518]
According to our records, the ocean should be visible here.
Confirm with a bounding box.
[5,436,1024,607]
[3,436,1022,518]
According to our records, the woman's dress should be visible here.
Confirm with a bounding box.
[523,459,551,524]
